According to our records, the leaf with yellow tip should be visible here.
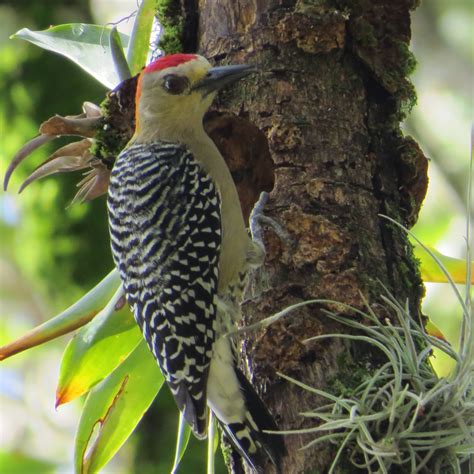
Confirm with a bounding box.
[425,319,447,341]
[127,0,156,74]
[414,243,473,284]
[56,286,141,407]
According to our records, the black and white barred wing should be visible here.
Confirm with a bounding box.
[107,142,221,437]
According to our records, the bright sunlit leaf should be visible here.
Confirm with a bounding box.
[429,346,457,378]
[127,0,156,74]
[75,341,164,474]
[109,26,131,82]
[414,243,473,284]
[56,287,141,406]
[0,269,121,361]
[11,24,130,89]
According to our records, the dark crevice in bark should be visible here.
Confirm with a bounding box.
[181,0,199,52]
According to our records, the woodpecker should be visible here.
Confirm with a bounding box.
[107,54,283,472]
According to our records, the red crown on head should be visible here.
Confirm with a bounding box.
[143,54,198,74]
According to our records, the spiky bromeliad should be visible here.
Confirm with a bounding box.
[107,54,283,472]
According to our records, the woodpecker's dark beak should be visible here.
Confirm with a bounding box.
[192,64,256,96]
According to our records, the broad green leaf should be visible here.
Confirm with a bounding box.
[171,413,192,474]
[127,0,156,74]
[415,243,474,284]
[109,27,131,82]
[0,269,121,361]
[75,341,164,474]
[56,285,141,407]
[12,24,130,89]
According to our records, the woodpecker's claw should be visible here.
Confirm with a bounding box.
[249,191,269,244]
[250,191,295,249]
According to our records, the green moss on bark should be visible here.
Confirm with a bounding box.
[156,0,184,53]
[90,96,123,162]
[329,352,371,398]
[90,75,138,163]
[332,0,418,120]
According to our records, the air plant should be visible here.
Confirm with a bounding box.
[3,79,136,204]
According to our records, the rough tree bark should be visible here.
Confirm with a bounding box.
[151,1,429,473]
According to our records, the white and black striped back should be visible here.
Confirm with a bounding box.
[107,141,221,437]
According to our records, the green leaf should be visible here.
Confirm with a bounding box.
[171,413,192,474]
[0,451,55,474]
[75,341,164,474]
[0,269,121,361]
[207,414,216,474]
[127,0,156,75]
[11,24,130,89]
[425,319,447,341]
[110,27,132,82]
[56,285,141,407]
[415,243,474,284]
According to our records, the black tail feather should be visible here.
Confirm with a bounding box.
[220,367,285,473]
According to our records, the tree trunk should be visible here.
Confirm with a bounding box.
[174,1,429,472]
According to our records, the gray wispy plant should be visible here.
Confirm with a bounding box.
[270,197,473,472]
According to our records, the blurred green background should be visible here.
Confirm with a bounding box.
[0,0,471,472]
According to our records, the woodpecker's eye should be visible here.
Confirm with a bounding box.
[162,74,189,95]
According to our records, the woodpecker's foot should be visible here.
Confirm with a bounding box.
[249,191,295,250]
[249,191,269,245]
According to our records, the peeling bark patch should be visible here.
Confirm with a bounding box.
[317,270,365,308]
[253,321,309,374]
[397,136,429,227]
[276,12,346,54]
[275,80,296,104]
[269,120,302,152]
[282,205,349,270]
[306,178,360,206]
[242,291,329,377]
[262,231,284,264]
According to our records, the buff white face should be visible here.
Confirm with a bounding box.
[133,54,255,143]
